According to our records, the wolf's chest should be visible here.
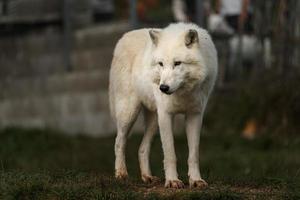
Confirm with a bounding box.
[166,96,201,113]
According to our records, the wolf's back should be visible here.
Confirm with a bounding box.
[108,29,150,120]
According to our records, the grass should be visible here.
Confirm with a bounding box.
[0,127,300,199]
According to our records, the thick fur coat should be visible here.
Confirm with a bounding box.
[109,23,218,188]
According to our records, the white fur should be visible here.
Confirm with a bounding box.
[109,23,218,188]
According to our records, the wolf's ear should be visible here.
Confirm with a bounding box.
[185,29,198,48]
[149,29,161,46]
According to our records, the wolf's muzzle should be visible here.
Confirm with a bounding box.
[160,84,172,95]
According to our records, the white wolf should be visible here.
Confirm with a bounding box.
[109,23,218,188]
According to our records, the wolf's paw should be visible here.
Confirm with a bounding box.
[141,174,160,184]
[165,179,185,189]
[115,170,128,180]
[189,178,208,188]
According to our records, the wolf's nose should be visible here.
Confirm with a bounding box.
[160,84,170,93]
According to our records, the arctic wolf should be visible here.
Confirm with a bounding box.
[109,23,218,188]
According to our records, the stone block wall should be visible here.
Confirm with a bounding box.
[0,22,185,136]
[0,22,131,136]
[0,70,117,136]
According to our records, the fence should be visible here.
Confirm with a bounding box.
[0,0,299,135]
[1,0,298,80]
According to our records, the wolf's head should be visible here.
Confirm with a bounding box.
[149,24,207,95]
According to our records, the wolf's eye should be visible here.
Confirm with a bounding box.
[174,61,182,66]
[158,62,164,67]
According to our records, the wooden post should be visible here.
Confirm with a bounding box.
[63,0,72,71]
[195,0,204,26]
[129,0,138,29]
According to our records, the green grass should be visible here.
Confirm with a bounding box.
[0,127,300,199]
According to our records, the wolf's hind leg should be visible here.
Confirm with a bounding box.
[114,97,141,179]
[138,109,159,183]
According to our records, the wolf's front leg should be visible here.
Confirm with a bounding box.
[158,110,184,188]
[186,113,208,188]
